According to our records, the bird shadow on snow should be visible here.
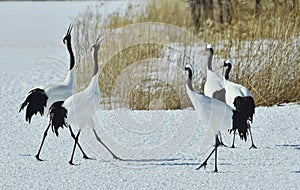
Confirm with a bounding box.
[277,144,300,174]
[121,157,199,167]
[276,144,300,150]
[18,154,32,157]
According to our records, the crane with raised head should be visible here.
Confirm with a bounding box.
[48,36,122,165]
[19,24,90,161]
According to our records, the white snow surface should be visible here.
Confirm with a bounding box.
[0,1,299,190]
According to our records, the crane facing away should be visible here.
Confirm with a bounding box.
[223,59,256,149]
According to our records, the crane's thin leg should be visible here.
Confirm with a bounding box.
[196,148,215,170]
[218,131,227,147]
[248,127,257,149]
[196,135,220,172]
[69,130,81,165]
[93,129,123,161]
[35,124,51,161]
[214,135,218,172]
[230,132,236,148]
[68,126,92,159]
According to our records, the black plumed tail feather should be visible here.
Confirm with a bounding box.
[231,110,249,141]
[233,96,255,122]
[19,88,48,123]
[49,101,68,136]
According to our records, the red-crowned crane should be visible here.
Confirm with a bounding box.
[185,63,249,172]
[48,36,122,165]
[19,24,90,161]
[203,44,227,146]
[223,59,256,149]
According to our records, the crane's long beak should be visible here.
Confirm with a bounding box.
[96,35,105,45]
[67,24,73,35]
[89,35,105,52]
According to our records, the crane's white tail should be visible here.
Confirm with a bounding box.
[233,96,255,122]
[19,88,48,123]
[231,110,249,141]
[49,101,67,136]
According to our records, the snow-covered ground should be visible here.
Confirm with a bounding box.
[0,1,299,190]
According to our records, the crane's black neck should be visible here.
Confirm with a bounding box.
[207,48,214,71]
[186,68,195,91]
[224,63,232,80]
[67,40,75,70]
[93,48,99,76]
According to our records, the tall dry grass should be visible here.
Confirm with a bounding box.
[73,0,300,109]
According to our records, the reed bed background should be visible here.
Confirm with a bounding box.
[73,0,299,109]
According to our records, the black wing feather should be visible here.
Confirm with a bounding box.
[230,96,256,141]
[49,101,68,136]
[231,110,248,141]
[233,96,255,122]
[19,88,48,123]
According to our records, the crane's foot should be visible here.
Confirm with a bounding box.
[249,144,257,149]
[68,160,80,166]
[214,168,218,173]
[35,155,44,161]
[219,141,227,147]
[83,155,95,160]
[196,161,207,170]
[113,155,125,161]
